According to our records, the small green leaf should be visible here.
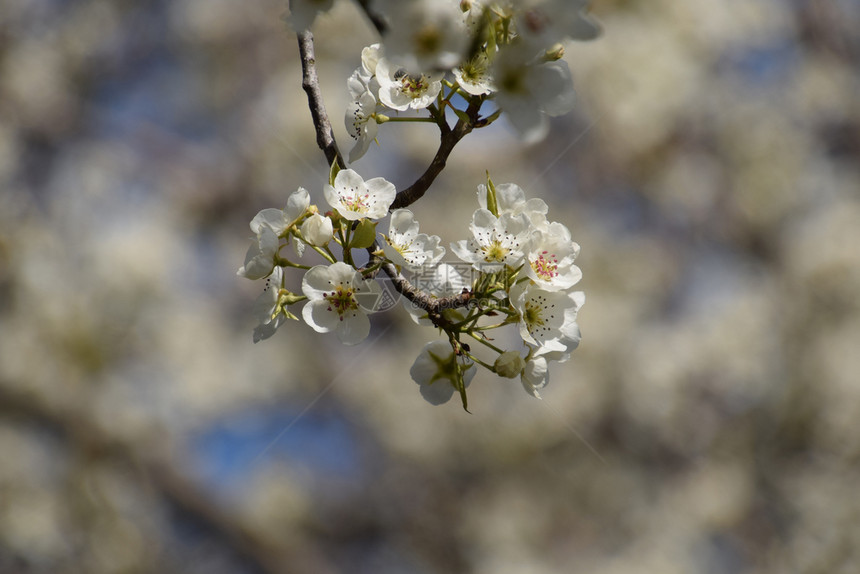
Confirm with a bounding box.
[457,365,471,413]
[329,158,341,187]
[451,106,472,125]
[485,172,499,216]
[350,219,377,249]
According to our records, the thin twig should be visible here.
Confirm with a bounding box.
[297,31,345,170]
[298,29,482,319]
[390,98,483,210]
[364,246,475,331]
[353,0,387,35]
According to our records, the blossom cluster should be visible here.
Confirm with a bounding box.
[243,0,600,408]
[239,170,584,406]
[333,0,602,158]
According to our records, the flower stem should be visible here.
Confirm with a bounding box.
[467,331,505,355]
[376,115,438,124]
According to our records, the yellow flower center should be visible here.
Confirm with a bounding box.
[482,241,509,263]
[324,285,359,320]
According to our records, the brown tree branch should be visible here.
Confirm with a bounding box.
[297,31,346,170]
[364,246,476,332]
[353,0,387,35]
[298,30,491,325]
[390,98,484,210]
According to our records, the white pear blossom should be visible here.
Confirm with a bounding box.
[347,44,383,101]
[409,340,476,405]
[513,0,601,49]
[453,51,496,96]
[345,90,379,163]
[460,0,488,37]
[301,262,382,345]
[512,282,584,357]
[381,209,445,271]
[494,350,526,378]
[524,223,582,290]
[361,43,383,78]
[237,223,279,280]
[374,0,469,72]
[347,68,371,99]
[284,0,334,32]
[250,187,311,237]
[521,355,549,398]
[492,45,576,143]
[300,213,333,246]
[477,182,548,227]
[451,208,530,271]
[252,266,291,343]
[376,58,442,111]
[324,168,396,221]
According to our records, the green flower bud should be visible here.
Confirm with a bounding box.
[544,43,565,62]
[494,351,525,378]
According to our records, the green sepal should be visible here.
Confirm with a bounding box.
[451,106,472,125]
[350,219,377,249]
[456,364,470,413]
[329,158,341,187]
[485,172,499,217]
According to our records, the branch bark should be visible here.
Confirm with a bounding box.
[298,31,485,326]
[298,30,345,170]
[364,247,476,332]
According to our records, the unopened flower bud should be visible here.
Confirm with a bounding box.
[544,43,565,62]
[301,213,334,246]
[494,351,525,378]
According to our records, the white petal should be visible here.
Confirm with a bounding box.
[361,43,382,76]
[419,379,456,405]
[285,187,310,221]
[328,261,361,284]
[363,177,397,217]
[521,357,549,398]
[378,85,412,111]
[335,312,371,345]
[494,183,525,212]
[348,69,367,99]
[501,95,550,144]
[471,207,497,231]
[237,226,279,280]
[450,239,476,263]
[334,168,366,193]
[348,134,374,163]
[389,208,418,237]
[250,208,288,236]
[302,299,340,333]
[301,264,334,299]
[537,61,576,117]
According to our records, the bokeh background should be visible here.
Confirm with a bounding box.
[2,0,859,572]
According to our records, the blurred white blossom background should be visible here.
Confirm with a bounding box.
[1,0,859,573]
